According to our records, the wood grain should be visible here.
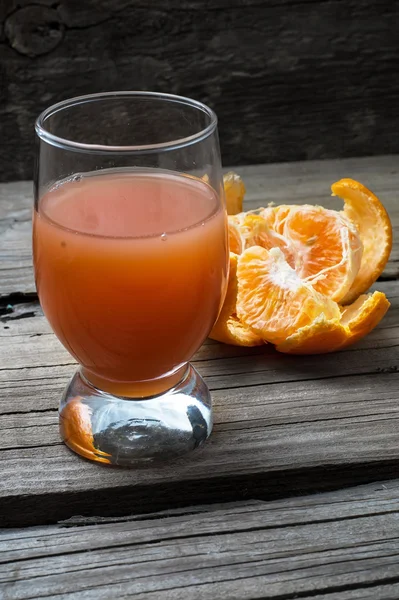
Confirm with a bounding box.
[1,157,399,599]
[1,156,399,527]
[2,480,399,599]
[1,1,399,180]
[0,279,398,527]
[0,181,33,297]
[0,155,398,297]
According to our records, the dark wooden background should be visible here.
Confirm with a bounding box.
[0,0,398,181]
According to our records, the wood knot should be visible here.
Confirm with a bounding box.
[4,5,65,57]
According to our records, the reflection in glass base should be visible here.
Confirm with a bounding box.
[59,365,213,466]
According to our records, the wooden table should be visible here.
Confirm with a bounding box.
[1,156,399,599]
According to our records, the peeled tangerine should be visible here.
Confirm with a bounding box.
[211,176,392,354]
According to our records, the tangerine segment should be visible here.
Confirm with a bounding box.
[264,204,363,302]
[262,205,292,235]
[228,219,243,254]
[217,252,239,322]
[287,205,362,301]
[210,252,263,346]
[236,246,341,345]
[332,178,393,304]
[276,291,390,354]
[224,171,246,215]
[210,314,264,346]
[239,214,296,268]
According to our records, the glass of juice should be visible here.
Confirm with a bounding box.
[33,92,228,466]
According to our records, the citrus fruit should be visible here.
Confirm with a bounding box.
[224,171,246,215]
[213,175,391,354]
[339,290,390,347]
[262,204,292,234]
[210,252,264,346]
[228,219,243,254]
[262,204,363,302]
[238,213,296,267]
[236,246,341,345]
[217,252,239,321]
[276,291,390,354]
[332,178,393,304]
[210,314,264,346]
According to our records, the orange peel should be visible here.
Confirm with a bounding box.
[276,291,390,354]
[332,178,392,304]
[224,171,246,215]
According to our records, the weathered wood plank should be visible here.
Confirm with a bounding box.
[2,480,399,599]
[1,156,399,527]
[1,278,397,410]
[0,181,33,297]
[1,155,399,297]
[1,1,399,180]
[0,280,398,527]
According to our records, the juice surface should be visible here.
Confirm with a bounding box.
[33,169,228,396]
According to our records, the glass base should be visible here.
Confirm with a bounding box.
[59,365,213,466]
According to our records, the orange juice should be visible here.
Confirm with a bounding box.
[33,169,228,396]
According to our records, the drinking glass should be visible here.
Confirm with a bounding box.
[33,92,228,466]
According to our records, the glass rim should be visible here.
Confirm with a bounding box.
[35,91,218,155]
